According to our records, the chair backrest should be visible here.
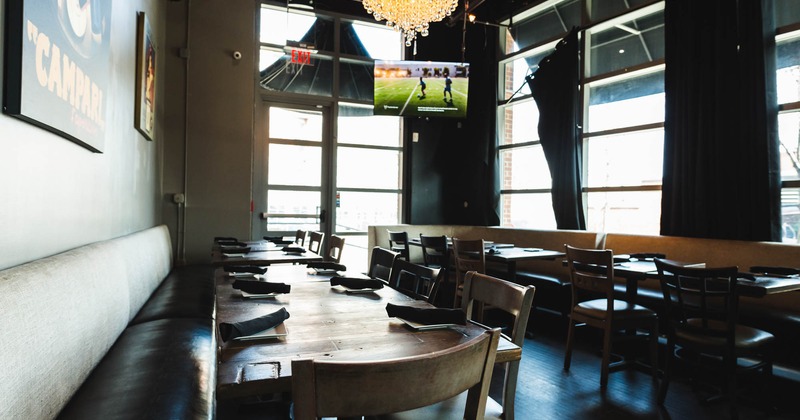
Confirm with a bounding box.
[367,247,399,282]
[295,230,307,246]
[387,258,442,303]
[388,230,411,260]
[291,328,501,420]
[419,234,449,268]
[326,235,345,263]
[307,231,325,254]
[564,244,615,310]
[461,271,535,348]
[655,259,740,343]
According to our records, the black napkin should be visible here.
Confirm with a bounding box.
[224,265,268,275]
[749,266,800,276]
[282,245,307,253]
[232,279,291,294]
[219,307,290,342]
[629,253,666,261]
[264,236,293,244]
[385,303,466,325]
[330,276,384,290]
[215,236,239,244]
[307,261,347,272]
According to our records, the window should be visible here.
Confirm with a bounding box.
[498,0,664,234]
[777,1,800,242]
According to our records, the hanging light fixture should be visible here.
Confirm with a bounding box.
[362,0,459,46]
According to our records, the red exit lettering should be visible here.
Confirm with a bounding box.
[291,49,312,65]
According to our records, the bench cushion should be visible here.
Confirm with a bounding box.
[130,264,216,324]
[57,318,216,420]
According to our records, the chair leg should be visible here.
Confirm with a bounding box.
[726,356,738,420]
[600,325,612,387]
[503,360,519,420]
[649,318,659,382]
[658,339,673,405]
[564,317,575,371]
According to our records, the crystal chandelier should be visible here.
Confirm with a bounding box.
[362,0,459,46]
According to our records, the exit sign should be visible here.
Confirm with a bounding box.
[291,49,313,66]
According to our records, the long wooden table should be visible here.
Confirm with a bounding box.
[211,240,323,266]
[215,265,521,400]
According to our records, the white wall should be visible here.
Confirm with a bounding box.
[0,1,165,270]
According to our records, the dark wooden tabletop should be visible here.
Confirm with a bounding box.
[215,265,521,400]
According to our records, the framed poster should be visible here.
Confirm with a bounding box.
[2,0,113,153]
[134,11,155,141]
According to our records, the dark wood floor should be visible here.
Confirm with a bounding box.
[219,312,800,419]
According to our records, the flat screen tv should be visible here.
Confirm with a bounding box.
[373,60,469,118]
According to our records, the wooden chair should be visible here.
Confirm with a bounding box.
[564,244,659,387]
[291,328,501,420]
[655,259,775,417]
[387,258,442,303]
[307,231,324,254]
[388,230,411,261]
[294,230,307,246]
[460,271,535,420]
[367,246,399,283]
[326,234,345,263]
[419,234,449,270]
[452,238,486,308]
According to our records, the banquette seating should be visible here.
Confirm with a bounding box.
[368,225,800,370]
[0,225,216,420]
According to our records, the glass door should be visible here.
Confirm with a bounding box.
[260,103,331,240]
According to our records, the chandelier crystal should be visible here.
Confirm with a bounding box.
[362,0,459,46]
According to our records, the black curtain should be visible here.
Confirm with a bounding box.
[661,0,780,241]
[529,28,586,230]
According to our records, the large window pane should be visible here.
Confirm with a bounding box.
[266,190,320,232]
[260,52,333,96]
[506,0,580,54]
[781,188,800,244]
[780,112,800,182]
[500,100,540,145]
[338,105,402,146]
[337,148,400,189]
[586,130,663,187]
[501,146,551,190]
[586,191,661,235]
[269,144,322,187]
[269,107,323,141]
[336,191,401,232]
[339,60,374,101]
[589,0,659,23]
[777,36,800,104]
[775,0,800,29]
[260,7,334,52]
[501,49,552,101]
[588,11,664,77]
[341,21,402,60]
[501,193,556,229]
[587,70,664,132]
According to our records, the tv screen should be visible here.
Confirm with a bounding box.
[373,60,469,118]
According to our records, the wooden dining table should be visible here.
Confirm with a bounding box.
[214,265,521,400]
[211,240,324,266]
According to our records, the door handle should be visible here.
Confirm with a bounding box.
[319,209,327,223]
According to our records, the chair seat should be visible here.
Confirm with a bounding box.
[676,318,775,350]
[377,391,504,420]
[574,298,657,320]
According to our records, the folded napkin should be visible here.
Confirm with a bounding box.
[232,279,291,294]
[307,261,347,272]
[224,265,268,275]
[282,245,307,253]
[264,236,293,244]
[330,276,384,290]
[749,266,800,276]
[219,307,290,342]
[215,236,239,243]
[385,303,466,325]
